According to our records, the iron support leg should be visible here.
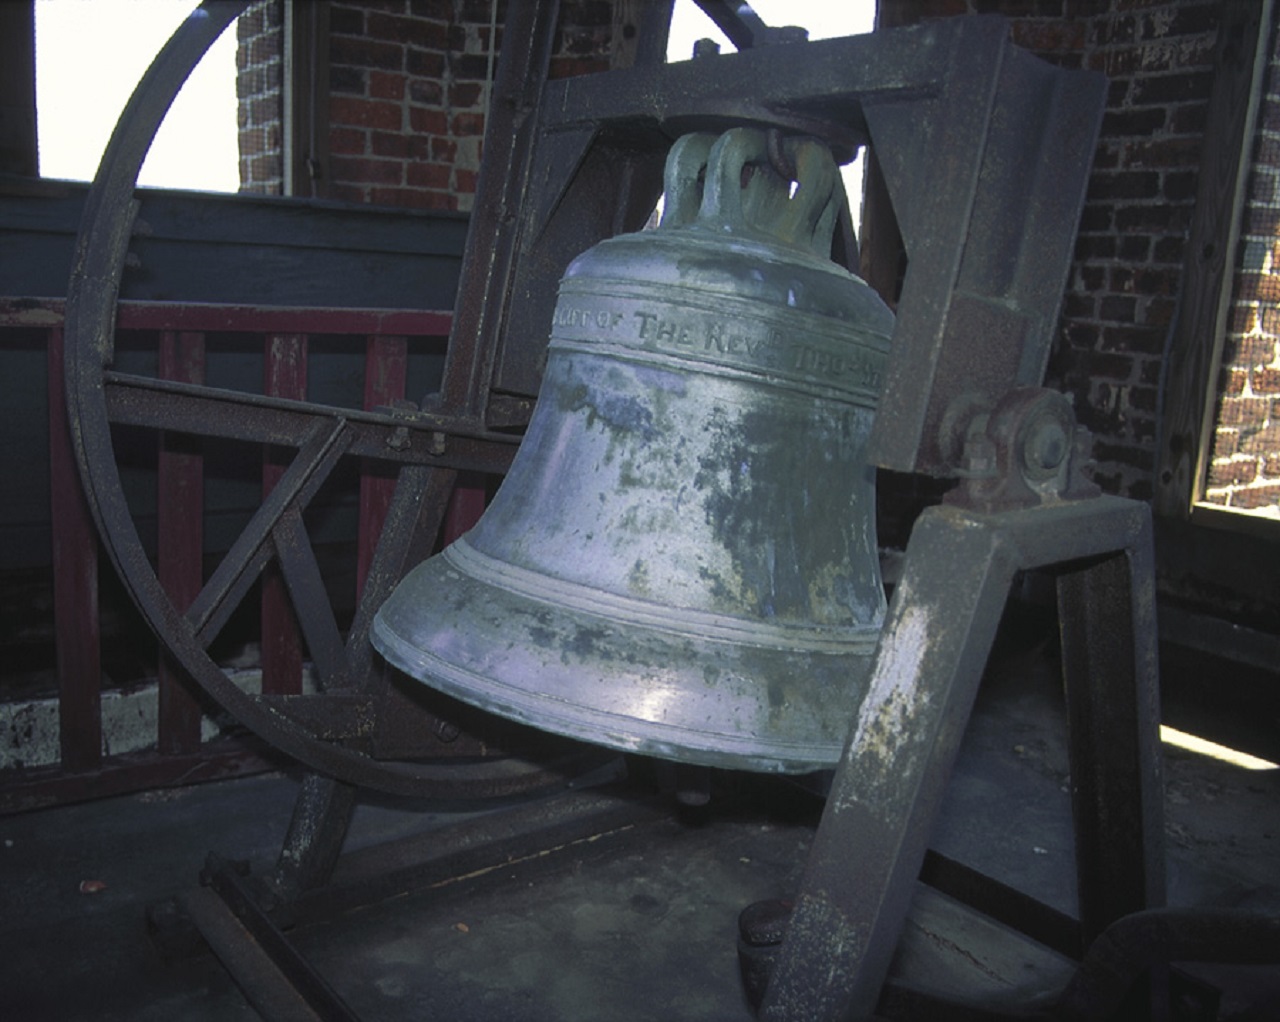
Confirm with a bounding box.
[273,774,358,901]
[759,496,1166,1021]
[1058,548,1167,1018]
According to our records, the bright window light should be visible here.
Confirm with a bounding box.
[35,0,239,192]
[1160,725,1278,771]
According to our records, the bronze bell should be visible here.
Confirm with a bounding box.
[373,128,894,773]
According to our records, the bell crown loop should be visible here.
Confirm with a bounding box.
[660,127,845,259]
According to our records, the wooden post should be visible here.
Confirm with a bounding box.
[262,333,307,695]
[158,330,206,754]
[47,327,102,770]
[357,335,408,599]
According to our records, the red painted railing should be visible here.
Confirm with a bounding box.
[0,299,485,811]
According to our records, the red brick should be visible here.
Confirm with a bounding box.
[1152,4,1219,41]
[249,95,281,128]
[1079,203,1114,232]
[366,11,449,49]
[1153,235,1185,264]
[1118,234,1151,261]
[1162,171,1198,203]
[455,167,479,194]
[1088,170,1160,201]
[1217,396,1271,427]
[1220,367,1248,398]
[331,66,367,95]
[1208,427,1240,459]
[369,186,443,209]
[409,107,448,134]
[1012,19,1086,53]
[409,80,443,106]
[430,136,458,162]
[331,36,404,72]
[1264,452,1280,477]
[1075,234,1117,260]
[1229,484,1280,510]
[451,112,486,136]
[1253,367,1280,395]
[1245,206,1280,236]
[330,126,367,156]
[407,48,445,78]
[1142,297,1176,328]
[1161,103,1205,136]
[1228,305,1257,334]
[1241,424,1280,455]
[371,131,412,158]
[331,183,369,204]
[1064,294,1096,319]
[1076,265,1107,292]
[1207,458,1258,487]
[1131,71,1212,105]
[1099,295,1137,322]
[1237,273,1280,303]
[1116,204,1190,233]
[331,155,404,186]
[449,81,485,110]
[331,96,402,131]
[369,70,406,101]
[406,162,450,189]
[1223,333,1277,368]
[1089,352,1137,382]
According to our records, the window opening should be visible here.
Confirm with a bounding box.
[1201,28,1280,521]
[35,0,239,192]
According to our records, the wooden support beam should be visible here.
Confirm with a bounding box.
[158,330,207,754]
[357,335,407,599]
[0,1,38,176]
[47,327,102,771]
[262,333,308,696]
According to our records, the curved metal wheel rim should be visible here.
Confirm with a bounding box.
[62,1,579,798]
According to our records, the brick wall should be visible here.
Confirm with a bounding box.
[238,1,615,207]
[882,0,1222,503]
[1204,29,1280,514]
[237,1,284,195]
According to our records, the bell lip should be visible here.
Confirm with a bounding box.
[371,548,879,776]
[372,616,851,774]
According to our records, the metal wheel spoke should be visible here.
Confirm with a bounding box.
[105,371,334,448]
[104,371,515,466]
[273,509,350,692]
[188,419,352,645]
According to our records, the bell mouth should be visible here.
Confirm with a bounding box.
[372,536,879,774]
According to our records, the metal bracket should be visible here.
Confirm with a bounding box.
[758,495,1166,1020]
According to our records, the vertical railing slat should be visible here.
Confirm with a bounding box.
[442,477,487,546]
[357,335,408,599]
[47,326,103,770]
[262,333,307,696]
[157,330,206,754]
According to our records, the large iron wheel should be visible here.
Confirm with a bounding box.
[63,0,587,798]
